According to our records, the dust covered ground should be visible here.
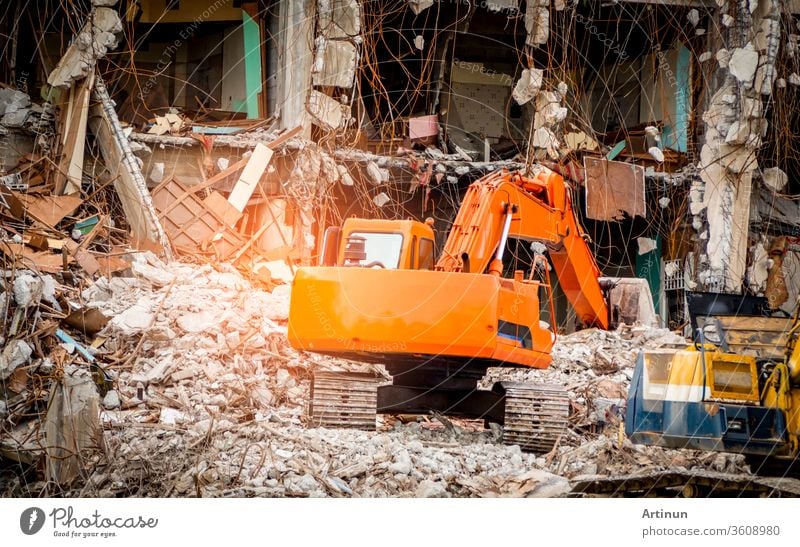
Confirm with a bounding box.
[1,255,750,497]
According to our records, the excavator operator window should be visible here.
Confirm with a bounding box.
[349,232,403,269]
[418,238,435,270]
[501,237,535,278]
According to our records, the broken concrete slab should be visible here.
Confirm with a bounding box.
[307,90,349,130]
[48,7,123,88]
[762,166,788,191]
[318,0,361,38]
[312,38,357,88]
[512,68,543,105]
[729,44,759,85]
[0,340,32,381]
[408,0,434,15]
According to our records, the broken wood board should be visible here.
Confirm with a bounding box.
[227,142,274,212]
[93,254,132,276]
[62,239,101,276]
[55,71,94,195]
[203,190,242,227]
[583,157,646,221]
[0,241,70,273]
[151,177,245,260]
[14,192,82,226]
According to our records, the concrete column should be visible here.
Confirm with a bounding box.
[276,0,313,138]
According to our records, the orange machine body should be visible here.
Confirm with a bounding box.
[288,167,609,371]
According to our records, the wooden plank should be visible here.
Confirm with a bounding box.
[203,190,242,227]
[14,193,83,227]
[55,72,93,195]
[227,142,273,212]
[0,241,69,273]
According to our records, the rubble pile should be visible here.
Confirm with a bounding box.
[0,257,748,497]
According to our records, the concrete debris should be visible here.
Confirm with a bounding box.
[748,240,771,292]
[532,127,559,159]
[525,2,550,46]
[47,7,123,88]
[312,38,357,88]
[0,255,758,497]
[716,48,731,69]
[102,390,121,410]
[408,0,434,15]
[647,146,664,163]
[307,90,350,130]
[0,340,32,381]
[762,166,788,192]
[729,44,759,85]
[789,73,800,86]
[45,370,104,486]
[318,0,361,38]
[534,91,567,128]
[636,237,657,255]
[687,9,700,26]
[512,68,544,105]
[373,192,391,207]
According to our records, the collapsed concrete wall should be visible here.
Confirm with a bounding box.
[695,0,783,293]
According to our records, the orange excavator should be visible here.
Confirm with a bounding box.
[288,166,652,452]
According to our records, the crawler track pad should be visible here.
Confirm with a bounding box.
[308,371,379,430]
[501,383,569,454]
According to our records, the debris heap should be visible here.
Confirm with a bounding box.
[0,257,750,497]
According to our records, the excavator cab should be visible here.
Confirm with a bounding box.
[319,218,436,270]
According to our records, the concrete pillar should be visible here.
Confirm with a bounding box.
[276,0,313,138]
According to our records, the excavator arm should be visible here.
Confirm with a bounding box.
[436,167,609,329]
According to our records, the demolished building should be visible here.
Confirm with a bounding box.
[2,0,800,497]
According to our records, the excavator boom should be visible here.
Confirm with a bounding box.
[436,168,609,329]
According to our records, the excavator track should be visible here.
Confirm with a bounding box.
[571,470,800,497]
[308,371,379,430]
[501,383,570,454]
